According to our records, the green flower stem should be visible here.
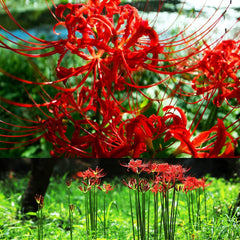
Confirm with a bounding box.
[196,189,201,230]
[203,104,218,131]
[40,207,43,240]
[37,204,43,240]
[147,191,150,240]
[37,208,40,240]
[68,187,73,240]
[203,188,208,220]
[153,192,158,240]
[163,190,170,240]
[135,190,140,240]
[170,188,179,240]
[190,191,195,227]
[129,188,136,240]
[141,192,146,240]
[103,194,106,238]
[85,192,90,235]
[186,193,191,225]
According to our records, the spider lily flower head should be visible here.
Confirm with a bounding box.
[66,178,72,187]
[118,109,189,158]
[122,115,161,158]
[153,176,175,193]
[138,178,151,192]
[144,162,170,175]
[69,204,75,212]
[35,194,44,209]
[123,177,150,192]
[182,176,200,193]
[172,118,237,158]
[78,181,93,193]
[78,177,102,192]
[150,164,187,194]
[98,183,115,193]
[183,176,211,193]
[197,177,212,190]
[121,159,148,174]
[161,164,188,184]
[192,40,240,107]
[41,103,194,158]
[144,164,187,193]
[52,0,163,90]
[75,166,106,180]
[150,181,164,195]
[0,0,226,94]
[122,178,138,190]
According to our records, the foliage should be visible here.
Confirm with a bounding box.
[0,172,239,239]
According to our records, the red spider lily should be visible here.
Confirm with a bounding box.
[75,166,106,180]
[172,118,237,158]
[144,162,170,175]
[120,114,166,157]
[47,0,229,102]
[161,164,188,184]
[69,204,75,212]
[138,178,151,192]
[183,176,211,193]
[197,177,212,190]
[150,181,164,195]
[66,178,72,187]
[5,89,116,158]
[147,164,187,194]
[192,40,240,107]
[0,0,225,94]
[122,177,150,192]
[182,176,200,193]
[121,159,148,174]
[1,86,237,158]
[159,104,237,158]
[52,1,162,92]
[153,176,175,194]
[98,183,115,193]
[122,178,138,190]
[78,181,92,193]
[35,194,44,209]
[117,108,189,158]
[78,177,102,193]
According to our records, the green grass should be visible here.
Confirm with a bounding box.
[0,174,239,240]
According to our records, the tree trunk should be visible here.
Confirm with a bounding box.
[21,158,55,213]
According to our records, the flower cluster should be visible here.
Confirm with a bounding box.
[122,159,211,240]
[0,0,239,158]
[76,167,107,192]
[122,159,210,194]
[122,159,193,193]
[76,166,115,194]
[192,40,240,107]
[183,176,211,193]
[75,166,114,237]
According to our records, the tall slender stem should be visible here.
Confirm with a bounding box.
[129,188,136,240]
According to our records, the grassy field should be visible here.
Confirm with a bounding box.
[0,173,239,240]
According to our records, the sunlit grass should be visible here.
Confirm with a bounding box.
[0,174,239,239]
